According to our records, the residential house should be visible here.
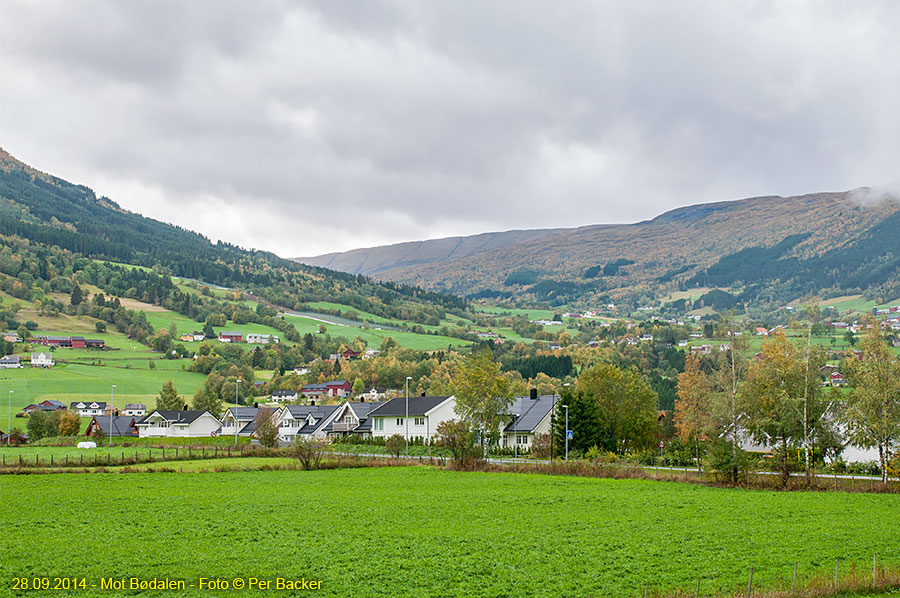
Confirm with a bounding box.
[368,395,457,443]
[218,331,243,343]
[0,431,27,445]
[270,390,299,403]
[276,404,340,442]
[247,333,279,344]
[691,345,714,355]
[362,348,379,359]
[123,403,146,417]
[22,400,66,416]
[500,390,555,451]
[293,367,309,376]
[31,352,54,368]
[341,348,361,360]
[301,380,352,400]
[136,410,222,438]
[0,355,22,369]
[221,407,267,438]
[641,334,653,342]
[677,340,689,348]
[323,401,382,439]
[2,332,21,343]
[69,401,107,417]
[357,387,393,402]
[86,416,139,438]
[827,372,848,387]
[180,333,196,342]
[755,327,769,336]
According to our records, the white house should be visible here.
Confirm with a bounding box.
[31,352,54,368]
[123,403,146,417]
[324,401,383,439]
[276,404,340,442]
[247,333,279,344]
[0,355,22,369]
[221,407,269,438]
[368,395,457,443]
[500,391,555,451]
[270,390,299,403]
[136,410,222,438]
[69,401,107,417]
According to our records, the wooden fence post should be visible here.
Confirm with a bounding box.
[834,558,839,588]
[792,561,797,593]
[746,567,753,598]
[694,578,701,598]
[873,553,877,586]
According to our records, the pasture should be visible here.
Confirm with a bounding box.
[1,467,898,597]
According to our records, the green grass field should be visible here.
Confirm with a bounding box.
[1,468,898,597]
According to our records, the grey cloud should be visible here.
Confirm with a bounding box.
[1,1,900,257]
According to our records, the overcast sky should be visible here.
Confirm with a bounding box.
[2,1,899,258]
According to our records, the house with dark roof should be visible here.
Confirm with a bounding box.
[500,390,556,451]
[221,407,271,437]
[22,400,67,415]
[86,415,139,438]
[123,403,146,417]
[0,355,22,369]
[301,380,352,399]
[271,389,299,403]
[136,410,221,438]
[276,404,340,442]
[367,395,456,443]
[323,401,383,438]
[70,401,108,417]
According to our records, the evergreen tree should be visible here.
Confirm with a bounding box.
[156,380,184,410]
[70,284,83,306]
[192,385,223,418]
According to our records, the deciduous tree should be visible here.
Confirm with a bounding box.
[576,363,658,454]
[451,350,512,457]
[674,353,714,473]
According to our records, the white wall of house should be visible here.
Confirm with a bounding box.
[138,413,221,438]
[371,397,456,442]
[501,411,552,449]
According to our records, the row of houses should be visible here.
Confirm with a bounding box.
[91,390,558,450]
[0,353,55,369]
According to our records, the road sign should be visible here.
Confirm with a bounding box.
[566,430,573,440]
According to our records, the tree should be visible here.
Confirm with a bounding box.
[26,410,53,441]
[436,419,480,469]
[451,350,512,457]
[844,315,900,482]
[192,385,223,418]
[293,435,330,470]
[156,380,184,410]
[203,322,216,339]
[551,386,603,456]
[352,378,365,397]
[576,363,658,454]
[95,320,107,333]
[674,353,714,473]
[53,410,81,436]
[168,321,178,338]
[254,407,280,448]
[385,434,405,457]
[741,331,828,486]
[70,284,83,306]
[714,313,750,484]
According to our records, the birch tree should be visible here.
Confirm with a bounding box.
[452,350,512,457]
[674,353,714,473]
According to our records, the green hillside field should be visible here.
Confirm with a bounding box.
[1,467,898,597]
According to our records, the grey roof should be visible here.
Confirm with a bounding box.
[272,389,298,396]
[323,401,383,433]
[367,396,452,418]
[0,355,20,363]
[89,416,138,437]
[284,404,339,435]
[503,395,556,433]
[44,400,66,408]
[124,403,146,410]
[226,407,263,421]
[143,410,209,424]
[70,401,107,410]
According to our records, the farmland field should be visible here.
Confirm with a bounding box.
[1,468,898,597]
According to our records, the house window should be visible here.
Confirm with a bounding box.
[517,435,528,445]
[414,417,425,426]
[396,418,404,426]
[159,421,169,428]
[374,419,383,431]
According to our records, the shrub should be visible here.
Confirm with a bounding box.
[293,436,330,470]
[385,434,405,458]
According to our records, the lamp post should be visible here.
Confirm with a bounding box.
[234,378,241,446]
[513,413,519,459]
[110,385,116,446]
[562,404,569,461]
[405,376,412,457]
[7,390,12,446]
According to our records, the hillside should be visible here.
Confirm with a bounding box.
[297,191,900,308]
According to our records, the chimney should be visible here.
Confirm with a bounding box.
[421,391,426,397]
[530,388,538,400]
[254,402,258,408]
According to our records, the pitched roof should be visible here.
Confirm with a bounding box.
[283,404,339,434]
[367,396,452,418]
[123,403,146,410]
[70,401,107,410]
[89,416,138,437]
[503,395,556,433]
[323,401,383,433]
[141,410,210,424]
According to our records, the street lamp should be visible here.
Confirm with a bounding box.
[405,376,412,457]
[110,385,116,446]
[7,390,12,446]
[562,404,569,461]
[513,413,520,459]
[234,378,241,446]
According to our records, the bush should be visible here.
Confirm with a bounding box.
[293,436,330,470]
[708,440,751,484]
[385,434,406,458]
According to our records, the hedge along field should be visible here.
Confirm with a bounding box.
[2,468,899,598]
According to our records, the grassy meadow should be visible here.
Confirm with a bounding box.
[1,467,899,597]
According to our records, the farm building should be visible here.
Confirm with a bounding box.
[301,380,352,399]
[270,390,299,403]
[247,333,279,344]
[218,331,243,343]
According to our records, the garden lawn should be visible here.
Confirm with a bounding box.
[2,468,899,597]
